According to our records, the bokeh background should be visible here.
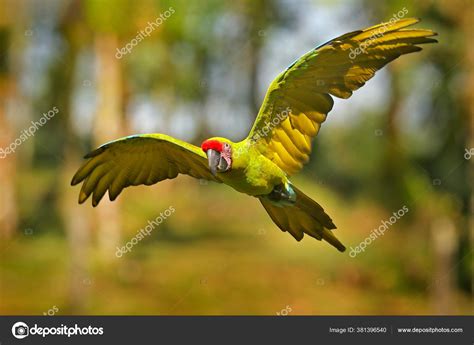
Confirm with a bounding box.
[0,0,472,315]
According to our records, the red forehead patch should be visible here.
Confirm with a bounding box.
[201,139,223,153]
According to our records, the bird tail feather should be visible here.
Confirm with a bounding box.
[259,185,345,252]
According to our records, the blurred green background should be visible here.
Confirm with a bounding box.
[0,0,472,315]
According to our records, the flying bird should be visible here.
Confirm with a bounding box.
[71,18,437,252]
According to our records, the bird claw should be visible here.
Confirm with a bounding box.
[267,183,296,205]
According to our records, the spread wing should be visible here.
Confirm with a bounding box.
[247,18,437,175]
[71,134,220,206]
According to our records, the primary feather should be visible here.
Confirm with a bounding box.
[71,134,221,206]
[247,17,437,175]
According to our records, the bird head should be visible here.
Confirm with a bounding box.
[201,138,233,176]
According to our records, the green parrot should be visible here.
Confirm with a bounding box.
[72,18,437,252]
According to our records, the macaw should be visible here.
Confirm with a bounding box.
[72,18,436,252]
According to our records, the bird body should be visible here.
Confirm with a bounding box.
[72,18,437,252]
[215,138,289,196]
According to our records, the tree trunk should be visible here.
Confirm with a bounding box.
[0,21,18,239]
[93,34,124,261]
[430,217,457,314]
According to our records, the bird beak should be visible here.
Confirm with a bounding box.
[206,149,220,176]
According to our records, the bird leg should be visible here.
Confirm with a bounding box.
[267,183,296,205]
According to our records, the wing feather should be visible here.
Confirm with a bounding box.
[246,18,436,175]
[71,134,220,206]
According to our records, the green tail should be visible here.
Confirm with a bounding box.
[260,184,346,252]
